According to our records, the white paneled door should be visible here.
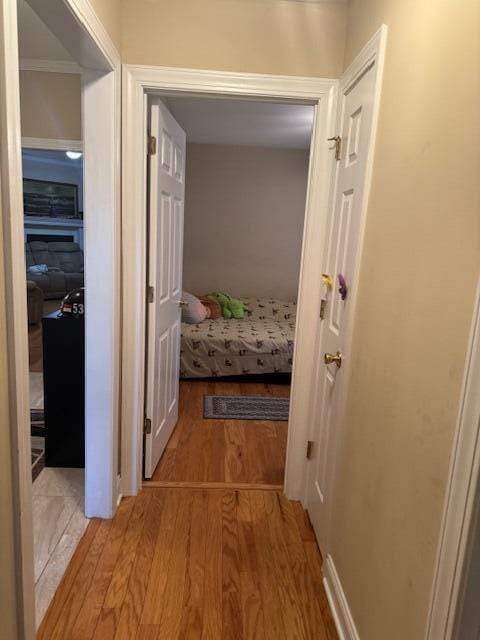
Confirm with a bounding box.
[306,59,379,552]
[144,99,186,478]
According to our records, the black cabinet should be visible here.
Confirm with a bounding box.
[42,311,85,467]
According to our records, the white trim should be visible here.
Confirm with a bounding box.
[323,555,360,640]
[426,278,480,639]
[0,2,36,636]
[26,0,119,72]
[83,63,121,518]
[25,0,121,521]
[121,65,337,496]
[65,0,119,71]
[3,0,120,635]
[285,88,336,500]
[126,64,335,98]
[21,137,83,151]
[24,217,84,250]
[19,58,82,74]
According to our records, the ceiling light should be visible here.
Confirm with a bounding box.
[66,151,82,160]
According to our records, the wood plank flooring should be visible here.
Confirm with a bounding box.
[37,488,339,640]
[148,380,289,486]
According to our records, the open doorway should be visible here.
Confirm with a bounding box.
[0,0,121,633]
[17,2,88,626]
[143,96,314,488]
[24,145,87,623]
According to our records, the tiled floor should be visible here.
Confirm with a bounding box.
[29,371,44,410]
[33,467,89,628]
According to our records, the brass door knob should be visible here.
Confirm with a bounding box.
[324,351,342,368]
[179,300,189,307]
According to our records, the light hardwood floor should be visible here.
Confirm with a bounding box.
[37,380,339,638]
[148,380,290,487]
[37,487,339,640]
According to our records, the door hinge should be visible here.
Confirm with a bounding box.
[306,440,314,460]
[147,135,157,156]
[144,417,152,435]
[328,136,342,161]
[147,285,154,303]
[320,299,327,320]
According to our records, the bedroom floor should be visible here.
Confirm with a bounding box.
[146,379,290,487]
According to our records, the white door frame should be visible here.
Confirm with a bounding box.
[21,137,83,152]
[121,64,338,497]
[426,277,480,639]
[1,0,120,635]
[25,0,122,519]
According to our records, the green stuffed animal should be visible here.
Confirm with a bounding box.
[207,292,247,319]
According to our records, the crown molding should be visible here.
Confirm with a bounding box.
[19,58,82,74]
[22,137,83,151]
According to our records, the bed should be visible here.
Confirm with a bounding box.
[180,297,296,378]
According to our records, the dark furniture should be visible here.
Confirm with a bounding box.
[43,310,85,467]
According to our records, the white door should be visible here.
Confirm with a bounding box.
[306,59,380,552]
[144,99,186,478]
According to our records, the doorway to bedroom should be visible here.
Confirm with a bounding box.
[143,96,313,488]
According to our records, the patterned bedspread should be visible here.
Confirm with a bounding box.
[180,297,296,378]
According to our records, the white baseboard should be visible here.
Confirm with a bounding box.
[323,555,360,640]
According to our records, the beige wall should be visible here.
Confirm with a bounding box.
[329,1,480,639]
[89,0,122,53]
[121,0,347,77]
[183,143,308,300]
[19,71,81,141]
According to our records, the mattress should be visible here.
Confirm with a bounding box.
[180,297,296,378]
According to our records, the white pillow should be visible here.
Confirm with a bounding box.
[181,291,207,324]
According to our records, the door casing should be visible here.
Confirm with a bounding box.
[121,66,339,498]
[1,0,121,635]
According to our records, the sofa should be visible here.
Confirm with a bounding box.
[27,280,44,325]
[25,241,84,299]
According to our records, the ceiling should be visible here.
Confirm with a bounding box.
[167,98,315,150]
[22,148,83,169]
[17,0,73,61]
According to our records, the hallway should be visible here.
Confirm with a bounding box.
[37,487,338,639]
